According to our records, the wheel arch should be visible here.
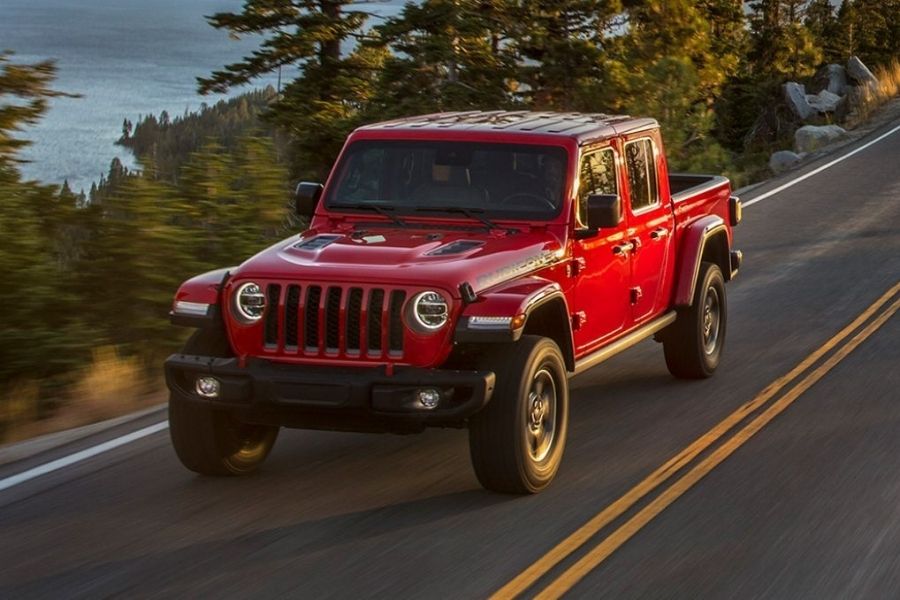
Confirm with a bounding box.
[674,216,732,307]
[455,277,576,372]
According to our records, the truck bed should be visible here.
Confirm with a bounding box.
[669,173,730,203]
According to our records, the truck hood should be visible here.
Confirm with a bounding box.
[231,225,567,297]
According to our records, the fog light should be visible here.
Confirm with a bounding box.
[195,376,220,398]
[416,388,441,410]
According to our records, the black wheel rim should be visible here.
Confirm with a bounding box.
[225,419,271,463]
[526,367,557,463]
[702,286,721,355]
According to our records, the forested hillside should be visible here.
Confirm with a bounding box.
[1,1,899,437]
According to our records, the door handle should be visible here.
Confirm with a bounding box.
[649,227,669,241]
[612,242,634,256]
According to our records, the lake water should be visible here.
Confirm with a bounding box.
[2,0,404,192]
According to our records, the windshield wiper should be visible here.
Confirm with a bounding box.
[414,206,500,230]
[330,202,406,227]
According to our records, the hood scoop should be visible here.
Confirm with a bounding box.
[426,240,485,256]
[294,234,342,251]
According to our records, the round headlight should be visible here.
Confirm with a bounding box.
[408,290,449,332]
[234,282,266,322]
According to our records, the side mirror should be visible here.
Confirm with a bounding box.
[294,182,323,218]
[586,194,622,230]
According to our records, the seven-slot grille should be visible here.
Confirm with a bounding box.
[262,283,407,358]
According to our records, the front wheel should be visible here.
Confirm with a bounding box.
[663,261,727,379]
[169,329,279,476]
[468,336,569,494]
[169,399,279,476]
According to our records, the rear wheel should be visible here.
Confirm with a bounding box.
[663,261,727,379]
[468,336,569,494]
[169,329,279,476]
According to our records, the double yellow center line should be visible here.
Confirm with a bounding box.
[493,281,900,599]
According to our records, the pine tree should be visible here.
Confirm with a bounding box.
[0,52,72,166]
[369,0,518,117]
[834,0,900,67]
[511,1,623,111]
[805,0,840,61]
[197,1,380,180]
[74,170,196,358]
[606,1,735,171]
[746,0,822,82]
[0,55,90,399]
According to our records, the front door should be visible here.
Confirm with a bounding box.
[571,144,632,355]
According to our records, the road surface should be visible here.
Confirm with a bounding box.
[1,121,899,599]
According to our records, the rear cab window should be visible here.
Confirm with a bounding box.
[624,138,659,213]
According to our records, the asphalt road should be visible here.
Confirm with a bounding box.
[2,121,899,599]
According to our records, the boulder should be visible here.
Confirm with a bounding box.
[806,89,842,113]
[847,56,879,88]
[794,125,848,154]
[769,150,802,174]
[784,82,815,120]
[824,64,849,95]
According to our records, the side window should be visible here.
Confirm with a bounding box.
[625,139,659,212]
[577,148,618,227]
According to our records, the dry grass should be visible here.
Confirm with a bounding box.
[848,59,900,126]
[1,347,163,444]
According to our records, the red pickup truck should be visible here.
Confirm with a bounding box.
[165,111,742,493]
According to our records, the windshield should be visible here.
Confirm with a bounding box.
[325,140,568,221]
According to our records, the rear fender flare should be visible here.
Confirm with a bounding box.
[674,216,730,307]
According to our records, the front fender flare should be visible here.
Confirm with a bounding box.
[170,267,234,327]
[455,276,575,368]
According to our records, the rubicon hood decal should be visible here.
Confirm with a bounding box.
[475,249,561,290]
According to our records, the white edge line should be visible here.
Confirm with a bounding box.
[2,119,899,495]
[0,421,168,493]
[743,123,900,208]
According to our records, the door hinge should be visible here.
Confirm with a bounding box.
[571,311,587,330]
[568,257,587,277]
[630,287,643,305]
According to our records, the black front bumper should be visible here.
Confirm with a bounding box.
[164,354,496,433]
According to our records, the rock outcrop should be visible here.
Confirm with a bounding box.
[795,125,848,154]
[784,82,815,120]
[847,56,879,88]
[814,64,849,96]
[806,89,842,113]
[769,150,803,174]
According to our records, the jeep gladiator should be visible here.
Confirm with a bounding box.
[165,111,743,493]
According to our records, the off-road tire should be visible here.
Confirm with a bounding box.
[663,261,727,379]
[169,329,279,476]
[468,336,569,494]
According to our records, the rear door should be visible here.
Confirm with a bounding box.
[571,144,632,355]
[623,134,675,323]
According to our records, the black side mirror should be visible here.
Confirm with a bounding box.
[294,182,323,218]
[586,194,622,230]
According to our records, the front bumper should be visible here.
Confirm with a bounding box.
[164,354,495,433]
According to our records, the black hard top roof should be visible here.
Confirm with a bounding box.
[357,110,659,143]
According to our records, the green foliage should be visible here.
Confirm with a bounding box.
[368,0,519,116]
[511,1,622,111]
[834,0,900,68]
[747,0,823,82]
[117,88,280,182]
[0,52,76,168]
[198,0,381,180]
[599,1,738,172]
[0,56,91,397]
